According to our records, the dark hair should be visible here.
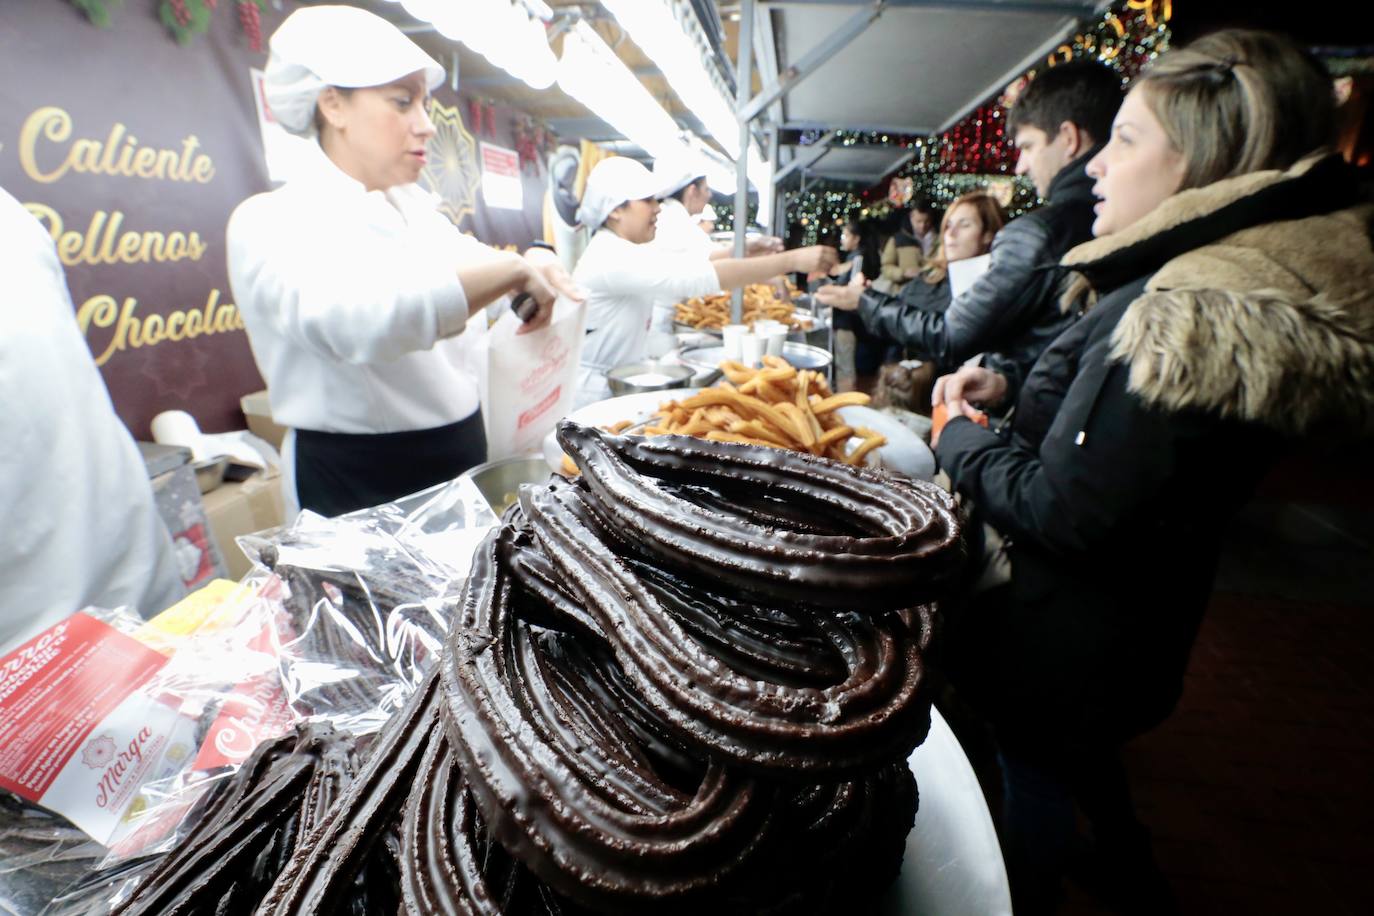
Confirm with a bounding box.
[668,176,708,203]
[924,191,1005,283]
[1007,59,1122,146]
[857,218,884,279]
[910,196,937,217]
[1136,29,1336,189]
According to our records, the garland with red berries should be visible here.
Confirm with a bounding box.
[67,0,265,52]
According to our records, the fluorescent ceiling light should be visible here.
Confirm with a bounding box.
[598,0,771,222]
[405,0,557,91]
[599,0,737,157]
[557,20,689,163]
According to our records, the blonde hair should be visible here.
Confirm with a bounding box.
[1134,29,1336,190]
[924,191,1005,283]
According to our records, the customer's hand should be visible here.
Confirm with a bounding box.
[788,245,840,277]
[932,366,1008,420]
[813,283,863,312]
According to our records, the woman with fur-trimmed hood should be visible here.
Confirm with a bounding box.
[930,30,1374,915]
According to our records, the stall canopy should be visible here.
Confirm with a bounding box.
[767,0,1111,183]
[384,0,1112,188]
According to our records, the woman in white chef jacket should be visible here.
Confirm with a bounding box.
[573,158,837,405]
[227,6,573,518]
[645,160,784,343]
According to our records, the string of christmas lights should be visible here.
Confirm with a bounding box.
[785,0,1173,244]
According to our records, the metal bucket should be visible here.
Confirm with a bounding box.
[605,361,695,396]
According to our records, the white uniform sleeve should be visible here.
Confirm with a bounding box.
[227,198,472,365]
[590,246,720,302]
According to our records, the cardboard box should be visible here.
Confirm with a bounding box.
[240,390,287,452]
[201,468,286,580]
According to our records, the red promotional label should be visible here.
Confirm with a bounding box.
[517,385,561,431]
[0,613,169,800]
[192,669,293,771]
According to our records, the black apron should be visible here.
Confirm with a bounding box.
[293,410,487,517]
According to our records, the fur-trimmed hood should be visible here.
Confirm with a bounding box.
[1060,154,1374,436]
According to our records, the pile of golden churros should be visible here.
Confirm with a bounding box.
[675,284,813,331]
[560,356,885,475]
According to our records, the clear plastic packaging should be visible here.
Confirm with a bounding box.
[12,477,498,914]
[241,503,473,737]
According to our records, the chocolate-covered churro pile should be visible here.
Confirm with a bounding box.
[115,424,962,914]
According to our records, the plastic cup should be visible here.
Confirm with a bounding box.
[740,333,765,367]
[722,324,748,360]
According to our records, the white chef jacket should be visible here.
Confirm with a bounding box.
[647,198,720,335]
[572,229,719,405]
[0,188,185,653]
[227,144,497,436]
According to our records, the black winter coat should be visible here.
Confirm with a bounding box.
[855,148,1099,388]
[858,274,952,358]
[935,154,1374,745]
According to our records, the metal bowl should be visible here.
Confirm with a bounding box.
[459,455,552,516]
[679,341,833,375]
[192,456,228,494]
[605,361,695,396]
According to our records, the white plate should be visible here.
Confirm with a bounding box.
[879,706,1012,915]
[547,391,937,482]
[542,388,703,472]
[836,405,936,481]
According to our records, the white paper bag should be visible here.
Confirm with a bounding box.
[947,253,992,298]
[476,298,587,460]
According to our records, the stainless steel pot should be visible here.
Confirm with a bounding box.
[459,455,551,516]
[605,361,695,396]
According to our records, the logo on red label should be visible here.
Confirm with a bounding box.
[95,727,155,810]
[80,735,117,770]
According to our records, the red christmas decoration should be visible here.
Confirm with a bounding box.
[237,1,262,53]
[514,117,541,175]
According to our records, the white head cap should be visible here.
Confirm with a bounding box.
[698,203,718,223]
[263,5,445,137]
[576,158,666,230]
[653,154,708,199]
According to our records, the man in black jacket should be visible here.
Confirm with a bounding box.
[818,61,1122,395]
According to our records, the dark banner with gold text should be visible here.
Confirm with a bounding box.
[0,2,550,439]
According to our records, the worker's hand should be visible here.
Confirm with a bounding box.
[932,366,1008,419]
[745,234,785,256]
[514,261,557,335]
[902,266,921,279]
[523,246,585,303]
[788,245,840,277]
[813,283,863,312]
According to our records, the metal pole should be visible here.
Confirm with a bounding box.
[765,123,780,234]
[730,0,756,325]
